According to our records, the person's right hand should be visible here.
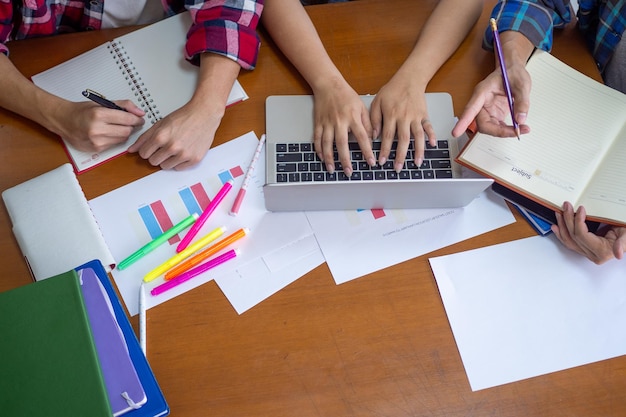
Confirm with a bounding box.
[57,100,145,152]
[452,64,532,139]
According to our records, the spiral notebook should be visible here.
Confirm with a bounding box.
[31,11,248,173]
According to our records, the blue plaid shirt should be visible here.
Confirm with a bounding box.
[484,0,626,73]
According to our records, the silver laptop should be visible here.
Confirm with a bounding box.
[263,94,492,211]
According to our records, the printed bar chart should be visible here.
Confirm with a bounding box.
[137,166,245,245]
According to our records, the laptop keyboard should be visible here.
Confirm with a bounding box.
[274,139,454,183]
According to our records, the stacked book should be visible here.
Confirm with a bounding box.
[0,259,169,417]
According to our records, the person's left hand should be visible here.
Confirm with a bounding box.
[370,76,435,172]
[127,100,221,170]
[552,201,626,264]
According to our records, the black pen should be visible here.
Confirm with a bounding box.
[82,89,127,112]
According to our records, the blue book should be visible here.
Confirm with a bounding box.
[511,202,553,236]
[77,260,169,417]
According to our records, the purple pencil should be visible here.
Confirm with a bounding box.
[490,18,521,140]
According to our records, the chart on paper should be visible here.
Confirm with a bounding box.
[133,167,245,245]
[345,208,411,226]
[306,191,515,284]
[89,132,317,316]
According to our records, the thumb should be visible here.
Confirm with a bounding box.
[614,228,626,259]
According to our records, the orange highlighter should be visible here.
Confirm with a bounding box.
[164,227,249,280]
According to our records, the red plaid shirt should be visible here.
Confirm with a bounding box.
[0,0,263,69]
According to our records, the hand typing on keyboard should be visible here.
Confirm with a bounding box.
[260,0,482,177]
[311,83,375,176]
[310,81,438,176]
[370,77,437,172]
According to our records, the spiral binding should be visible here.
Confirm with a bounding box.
[108,42,161,123]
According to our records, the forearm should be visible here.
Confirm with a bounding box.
[189,52,241,115]
[261,0,346,93]
[396,0,483,89]
[0,54,70,135]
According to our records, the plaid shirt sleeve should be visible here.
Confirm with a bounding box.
[0,1,15,55]
[482,0,572,53]
[180,0,264,70]
[578,0,626,72]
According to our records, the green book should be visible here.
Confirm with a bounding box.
[0,271,112,417]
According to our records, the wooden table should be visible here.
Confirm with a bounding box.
[2,1,623,416]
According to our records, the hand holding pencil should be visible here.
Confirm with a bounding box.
[452,20,533,139]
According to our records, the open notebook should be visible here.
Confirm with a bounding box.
[457,50,626,226]
[31,11,248,173]
[263,94,492,211]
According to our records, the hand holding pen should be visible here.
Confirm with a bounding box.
[64,89,146,153]
[82,89,129,111]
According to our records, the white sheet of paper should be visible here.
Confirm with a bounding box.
[429,235,626,391]
[306,189,515,284]
[89,132,319,315]
[215,234,325,314]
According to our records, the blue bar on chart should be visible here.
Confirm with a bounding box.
[179,182,211,216]
[137,166,246,245]
[138,200,179,244]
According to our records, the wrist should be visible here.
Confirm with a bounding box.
[309,74,351,96]
[500,31,535,68]
[32,92,73,138]
[388,64,429,94]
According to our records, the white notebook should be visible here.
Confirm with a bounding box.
[1,164,115,281]
[32,11,248,173]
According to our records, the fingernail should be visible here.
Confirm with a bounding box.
[379,156,387,165]
[367,157,376,166]
[394,163,403,173]
[326,163,334,174]
[517,113,527,124]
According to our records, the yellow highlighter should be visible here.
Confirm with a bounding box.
[164,227,249,280]
[143,225,226,282]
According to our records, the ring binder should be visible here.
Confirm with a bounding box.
[109,42,159,123]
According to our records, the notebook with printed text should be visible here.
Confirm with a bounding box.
[264,94,492,211]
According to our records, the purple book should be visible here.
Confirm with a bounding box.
[79,267,147,416]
